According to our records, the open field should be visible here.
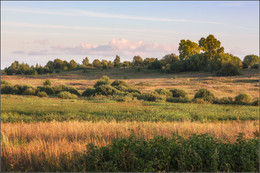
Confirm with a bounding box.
[1,95,259,122]
[1,68,259,99]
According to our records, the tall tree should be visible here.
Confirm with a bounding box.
[243,55,259,68]
[82,57,89,66]
[132,56,143,66]
[114,55,121,68]
[92,59,102,68]
[198,34,224,60]
[69,60,77,69]
[178,40,201,60]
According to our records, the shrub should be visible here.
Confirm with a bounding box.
[166,97,191,103]
[1,80,11,85]
[137,92,165,102]
[216,97,233,104]
[251,64,259,69]
[58,91,78,99]
[216,62,241,76]
[37,86,54,95]
[235,93,252,105]
[243,54,259,68]
[170,89,188,98]
[53,85,67,94]
[12,85,30,95]
[111,80,129,87]
[155,88,172,96]
[94,76,111,88]
[251,98,259,106]
[95,85,118,96]
[111,80,140,94]
[62,86,80,96]
[82,88,96,97]
[1,85,14,94]
[43,79,51,86]
[193,98,207,104]
[194,89,215,103]
[37,91,48,97]
[23,87,37,95]
[112,94,136,102]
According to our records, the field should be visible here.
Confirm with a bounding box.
[1,68,259,172]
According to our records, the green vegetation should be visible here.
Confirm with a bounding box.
[235,93,252,105]
[58,91,78,99]
[194,89,216,103]
[1,95,258,123]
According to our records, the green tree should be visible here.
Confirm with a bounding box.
[160,53,180,66]
[108,61,114,68]
[187,54,207,71]
[69,60,77,69]
[114,55,121,68]
[178,40,201,60]
[92,59,102,68]
[132,56,143,66]
[122,61,131,68]
[82,57,90,66]
[199,34,224,60]
[45,61,55,71]
[53,59,63,69]
[101,60,109,69]
[243,55,259,68]
[143,58,156,65]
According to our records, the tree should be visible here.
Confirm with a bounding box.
[132,56,143,66]
[54,59,63,69]
[82,57,89,66]
[199,34,224,60]
[187,54,207,71]
[92,59,102,68]
[108,61,114,68]
[178,40,201,60]
[114,55,121,68]
[122,61,131,68]
[45,61,55,71]
[216,62,241,76]
[101,60,108,69]
[160,53,180,66]
[148,59,162,69]
[143,58,156,65]
[243,55,259,68]
[69,60,77,69]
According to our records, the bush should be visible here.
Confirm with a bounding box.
[137,92,165,102]
[62,86,80,96]
[95,85,118,96]
[12,85,30,95]
[1,84,14,94]
[111,80,129,87]
[155,88,172,96]
[82,88,96,97]
[216,62,241,76]
[94,76,111,88]
[23,87,37,95]
[37,91,48,97]
[216,97,233,104]
[111,80,140,94]
[235,93,252,105]
[53,85,67,94]
[37,86,54,95]
[170,89,188,98]
[112,94,137,102]
[193,98,207,104]
[1,80,11,85]
[166,97,191,103]
[251,98,259,106]
[58,91,78,99]
[251,64,259,69]
[194,89,215,103]
[43,79,51,86]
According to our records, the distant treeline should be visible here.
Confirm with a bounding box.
[3,34,259,76]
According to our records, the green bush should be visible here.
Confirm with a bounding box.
[193,98,207,104]
[95,85,118,96]
[137,92,165,102]
[37,91,48,97]
[235,93,252,105]
[82,88,96,97]
[23,87,37,95]
[82,134,259,172]
[94,76,111,88]
[216,62,241,76]
[251,98,259,106]
[170,89,188,98]
[13,85,30,95]
[251,64,259,69]
[216,97,233,104]
[58,91,78,99]
[194,89,215,103]
[1,84,14,94]
[53,85,67,94]
[111,80,129,87]
[43,79,51,86]
[112,93,137,102]
[166,97,191,103]
[155,88,172,96]
[62,86,80,96]
[37,86,54,95]
[1,80,11,85]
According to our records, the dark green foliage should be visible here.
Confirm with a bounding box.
[235,93,252,105]
[58,91,78,99]
[23,87,37,95]
[53,85,67,94]
[37,91,48,97]
[94,76,111,88]
[154,88,172,96]
[170,89,188,98]
[216,62,241,76]
[243,55,259,68]
[43,79,51,86]
[194,89,215,103]
[148,59,162,69]
[132,56,143,66]
[13,85,31,95]
[62,86,80,96]
[251,98,259,106]
[37,86,54,95]
[82,88,96,97]
[1,84,14,94]
[95,85,118,96]
[170,60,187,72]
[251,64,259,69]
[186,54,207,71]
[137,92,165,101]
[82,134,259,172]
[111,80,140,94]
[216,97,233,104]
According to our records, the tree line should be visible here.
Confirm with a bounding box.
[3,34,259,76]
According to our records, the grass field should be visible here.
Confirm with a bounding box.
[1,68,259,172]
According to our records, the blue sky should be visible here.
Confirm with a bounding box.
[1,1,259,68]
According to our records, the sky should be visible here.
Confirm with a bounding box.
[1,1,259,68]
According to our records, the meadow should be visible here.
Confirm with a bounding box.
[1,68,259,172]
